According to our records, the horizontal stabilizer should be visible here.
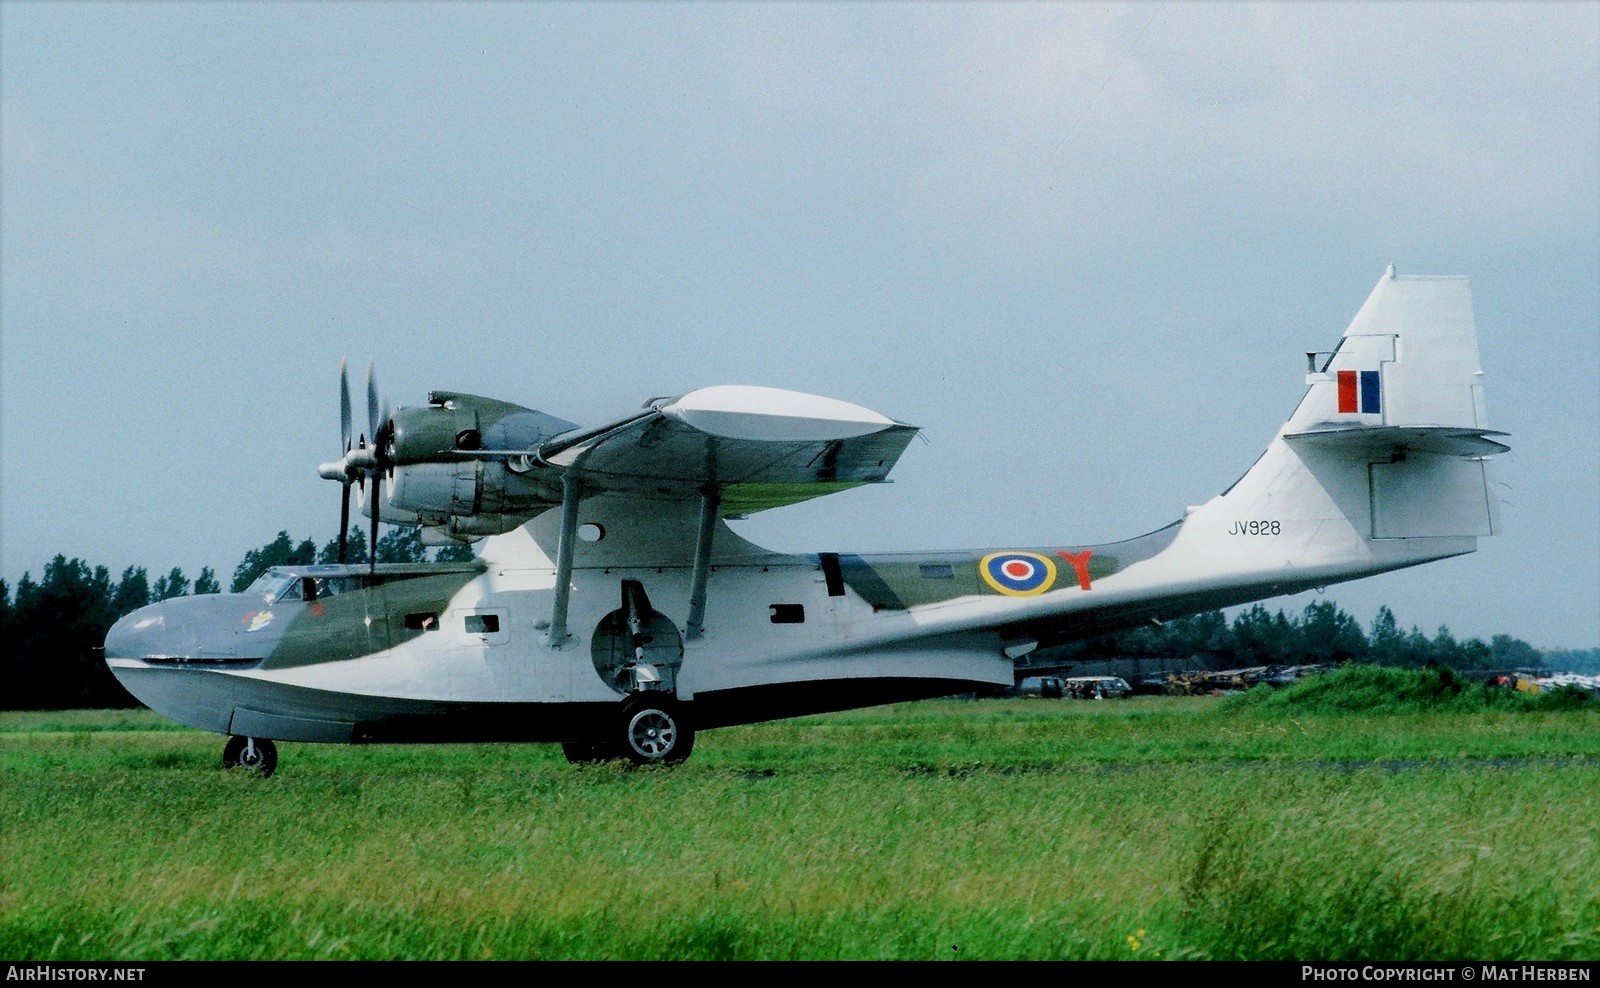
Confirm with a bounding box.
[1284,424,1510,459]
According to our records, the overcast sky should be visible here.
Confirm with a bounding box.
[3,1,1597,649]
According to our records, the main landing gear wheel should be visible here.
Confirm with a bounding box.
[622,702,694,766]
[223,735,278,777]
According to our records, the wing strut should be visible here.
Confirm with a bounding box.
[685,487,721,640]
[547,473,582,648]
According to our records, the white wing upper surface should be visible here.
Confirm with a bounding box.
[543,386,919,516]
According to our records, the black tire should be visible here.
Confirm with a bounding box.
[621,701,694,766]
[222,735,277,777]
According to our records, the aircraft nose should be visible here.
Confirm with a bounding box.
[105,605,169,660]
[104,596,245,662]
[104,597,257,736]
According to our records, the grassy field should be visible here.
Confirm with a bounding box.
[2,668,1597,961]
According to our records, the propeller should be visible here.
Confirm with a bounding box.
[318,358,392,574]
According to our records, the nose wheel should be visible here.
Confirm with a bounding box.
[223,735,278,777]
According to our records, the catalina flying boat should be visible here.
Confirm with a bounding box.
[105,267,1509,774]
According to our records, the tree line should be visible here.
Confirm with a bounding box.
[2,533,1594,711]
[1036,599,1592,674]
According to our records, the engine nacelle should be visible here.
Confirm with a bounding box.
[388,392,578,466]
[387,458,564,518]
[387,461,481,516]
[388,403,477,465]
[375,465,548,541]
[379,391,578,535]
[439,513,531,538]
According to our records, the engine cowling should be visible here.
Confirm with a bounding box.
[388,391,569,465]
[381,392,578,534]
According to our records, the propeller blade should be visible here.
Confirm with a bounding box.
[340,357,352,455]
[366,360,380,449]
[370,471,381,576]
[338,480,351,565]
[377,396,392,466]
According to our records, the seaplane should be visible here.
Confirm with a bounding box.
[105,266,1508,775]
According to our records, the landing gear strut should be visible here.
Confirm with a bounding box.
[223,735,278,777]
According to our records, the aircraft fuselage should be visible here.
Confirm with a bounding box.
[104,547,1039,747]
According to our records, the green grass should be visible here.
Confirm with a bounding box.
[2,668,1597,961]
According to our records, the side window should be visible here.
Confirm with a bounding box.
[464,614,499,634]
[453,609,509,644]
[404,613,440,632]
[769,604,805,624]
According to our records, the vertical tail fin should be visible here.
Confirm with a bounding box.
[1287,263,1498,439]
[1179,266,1507,592]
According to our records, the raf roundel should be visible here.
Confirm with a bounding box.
[978,552,1058,597]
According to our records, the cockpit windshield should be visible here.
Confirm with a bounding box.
[244,569,364,603]
[245,572,300,603]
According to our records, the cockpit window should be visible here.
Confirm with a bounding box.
[319,577,359,598]
[301,577,359,601]
[245,572,301,604]
[244,570,365,603]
